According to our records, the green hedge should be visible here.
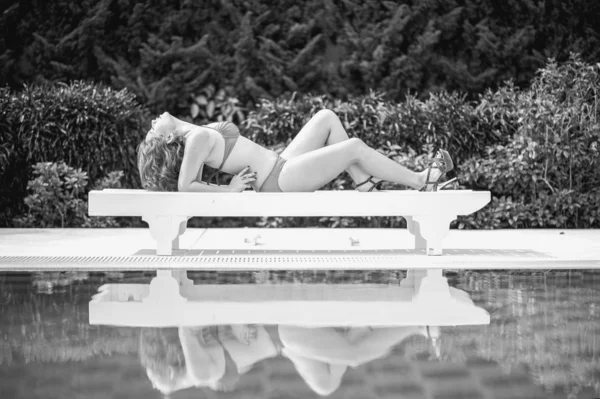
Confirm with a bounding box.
[2,0,600,116]
[0,81,147,227]
[5,56,600,229]
[11,161,123,228]
[459,55,600,228]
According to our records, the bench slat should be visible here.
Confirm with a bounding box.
[89,189,490,217]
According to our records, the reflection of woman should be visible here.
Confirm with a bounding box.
[139,325,278,395]
[140,324,435,396]
[279,326,433,396]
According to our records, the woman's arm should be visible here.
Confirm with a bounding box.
[178,327,225,384]
[185,180,233,193]
[177,128,215,192]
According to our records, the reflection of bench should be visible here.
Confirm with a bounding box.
[88,189,490,256]
[89,269,490,327]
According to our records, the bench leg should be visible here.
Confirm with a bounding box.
[413,269,452,303]
[171,218,190,251]
[142,270,187,303]
[405,216,426,250]
[142,215,189,256]
[171,269,193,286]
[399,268,427,290]
[411,214,456,256]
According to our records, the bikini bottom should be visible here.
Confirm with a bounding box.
[257,155,286,192]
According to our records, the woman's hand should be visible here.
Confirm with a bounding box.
[228,166,257,192]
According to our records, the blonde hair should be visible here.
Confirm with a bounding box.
[139,327,186,393]
[136,135,185,191]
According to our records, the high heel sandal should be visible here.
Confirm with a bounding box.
[436,177,458,190]
[419,149,455,192]
[427,326,441,358]
[355,176,383,192]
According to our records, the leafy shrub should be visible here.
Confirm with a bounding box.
[4,0,600,115]
[7,57,600,230]
[12,161,123,228]
[0,81,147,226]
[243,90,503,166]
[188,84,246,126]
[458,54,600,228]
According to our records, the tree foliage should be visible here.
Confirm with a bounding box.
[2,0,600,116]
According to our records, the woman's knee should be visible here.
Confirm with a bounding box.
[346,137,366,161]
[314,108,339,123]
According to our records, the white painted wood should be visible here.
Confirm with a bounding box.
[143,270,186,304]
[90,189,489,217]
[405,216,426,250]
[141,214,190,255]
[171,269,193,286]
[89,189,491,256]
[411,213,458,256]
[89,271,490,327]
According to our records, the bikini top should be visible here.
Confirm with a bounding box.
[203,121,241,185]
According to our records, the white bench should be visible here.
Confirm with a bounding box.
[88,189,490,256]
[89,269,490,327]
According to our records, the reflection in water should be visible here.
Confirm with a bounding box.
[139,324,434,396]
[0,270,598,399]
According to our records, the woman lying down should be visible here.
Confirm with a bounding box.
[136,110,456,194]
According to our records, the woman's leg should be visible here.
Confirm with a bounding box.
[278,137,436,192]
[282,350,346,396]
[279,325,427,367]
[280,109,382,192]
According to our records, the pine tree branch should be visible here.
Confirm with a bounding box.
[289,34,323,71]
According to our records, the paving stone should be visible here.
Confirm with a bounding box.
[488,387,546,399]
[419,366,471,380]
[235,376,265,394]
[335,386,376,399]
[367,358,414,377]
[268,387,312,399]
[479,373,533,388]
[339,375,366,388]
[346,392,379,399]
[378,392,428,399]
[268,370,302,384]
[375,382,425,396]
[431,388,485,399]
[465,357,498,367]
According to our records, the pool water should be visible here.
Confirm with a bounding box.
[0,269,599,399]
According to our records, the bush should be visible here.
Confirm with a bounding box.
[458,54,600,228]
[0,81,147,227]
[6,57,600,230]
[12,161,123,228]
[3,0,600,115]
[243,90,503,167]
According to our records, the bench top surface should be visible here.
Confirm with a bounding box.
[90,283,490,327]
[89,189,491,217]
[96,188,477,194]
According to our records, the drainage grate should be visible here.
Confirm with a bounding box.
[0,249,565,271]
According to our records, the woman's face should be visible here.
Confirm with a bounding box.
[147,112,177,141]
